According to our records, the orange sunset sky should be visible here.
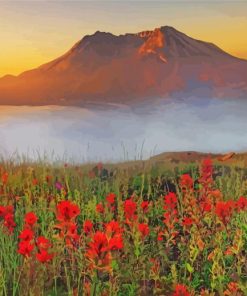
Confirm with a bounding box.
[0,1,247,78]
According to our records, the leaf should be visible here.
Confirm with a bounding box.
[134,247,140,257]
[111,259,119,271]
[186,262,194,273]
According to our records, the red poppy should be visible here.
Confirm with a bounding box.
[18,241,34,257]
[36,249,54,263]
[138,223,150,238]
[25,212,38,227]
[173,284,191,296]
[124,199,137,220]
[83,220,93,234]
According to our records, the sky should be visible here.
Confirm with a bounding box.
[0,0,247,77]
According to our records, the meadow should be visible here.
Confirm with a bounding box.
[0,155,246,295]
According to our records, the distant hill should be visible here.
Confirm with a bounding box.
[0,26,247,106]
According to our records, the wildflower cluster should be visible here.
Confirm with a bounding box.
[18,212,53,263]
[0,205,16,233]
[0,159,246,295]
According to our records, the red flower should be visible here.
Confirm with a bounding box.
[180,174,194,191]
[5,206,14,215]
[2,172,8,185]
[138,223,150,238]
[157,231,164,241]
[141,201,149,213]
[164,193,177,211]
[65,222,80,246]
[182,217,193,227]
[87,231,108,259]
[173,284,191,296]
[201,200,212,212]
[106,193,116,205]
[37,236,51,250]
[109,235,124,250]
[215,200,235,225]
[199,158,213,193]
[201,158,213,179]
[55,201,80,249]
[3,213,16,233]
[163,193,178,230]
[19,229,34,241]
[25,212,38,226]
[124,199,137,220]
[96,203,104,214]
[0,206,15,233]
[0,206,6,217]
[32,178,38,186]
[105,220,122,236]
[36,249,54,263]
[236,196,247,211]
[83,220,93,234]
[18,241,34,257]
[56,200,80,222]
[46,175,52,183]
[224,281,239,295]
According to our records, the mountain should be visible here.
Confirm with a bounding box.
[0,26,247,106]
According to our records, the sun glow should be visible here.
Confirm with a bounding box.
[0,1,246,77]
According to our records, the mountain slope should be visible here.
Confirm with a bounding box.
[0,26,246,106]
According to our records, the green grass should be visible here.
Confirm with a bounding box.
[0,158,246,295]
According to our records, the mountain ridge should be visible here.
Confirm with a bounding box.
[0,25,246,106]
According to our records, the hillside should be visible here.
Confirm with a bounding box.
[0,26,247,106]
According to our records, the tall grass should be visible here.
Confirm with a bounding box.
[0,158,246,295]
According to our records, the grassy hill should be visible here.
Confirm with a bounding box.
[0,152,246,295]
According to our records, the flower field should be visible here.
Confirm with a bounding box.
[0,158,246,295]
